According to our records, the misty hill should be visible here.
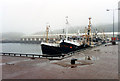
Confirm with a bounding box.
[1,23,118,41]
[1,32,25,41]
[34,23,118,35]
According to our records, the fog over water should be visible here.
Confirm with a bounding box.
[1,0,119,34]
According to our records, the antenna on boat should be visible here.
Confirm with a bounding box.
[102,29,105,42]
[65,16,69,41]
[63,29,65,34]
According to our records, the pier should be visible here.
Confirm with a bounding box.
[1,53,65,60]
[1,44,118,79]
[0,50,86,60]
[20,32,118,43]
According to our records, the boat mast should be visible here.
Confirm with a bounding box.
[87,17,92,45]
[46,25,50,43]
[65,16,69,41]
[85,27,87,44]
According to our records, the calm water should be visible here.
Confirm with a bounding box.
[1,43,42,55]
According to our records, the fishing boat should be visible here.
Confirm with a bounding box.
[59,16,84,53]
[41,25,62,55]
[41,17,91,55]
[41,42,62,55]
[60,40,81,53]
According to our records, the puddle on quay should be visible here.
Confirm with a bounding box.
[52,55,99,68]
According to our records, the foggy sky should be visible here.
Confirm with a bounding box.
[0,0,119,34]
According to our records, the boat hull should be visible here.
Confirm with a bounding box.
[60,42,80,53]
[41,42,90,55]
[41,44,62,55]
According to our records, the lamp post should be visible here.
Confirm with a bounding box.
[106,8,120,45]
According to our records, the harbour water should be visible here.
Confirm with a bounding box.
[1,43,42,55]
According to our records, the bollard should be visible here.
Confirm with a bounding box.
[112,41,116,45]
[87,56,91,60]
[71,58,77,64]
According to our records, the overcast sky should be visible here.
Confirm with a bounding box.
[0,0,119,34]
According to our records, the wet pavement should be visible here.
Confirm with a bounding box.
[1,44,118,79]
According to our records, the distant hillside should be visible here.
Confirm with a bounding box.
[34,23,118,35]
[1,32,25,41]
[96,23,118,32]
[1,23,118,41]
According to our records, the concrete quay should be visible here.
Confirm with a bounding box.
[1,44,118,79]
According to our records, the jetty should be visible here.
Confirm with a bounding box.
[1,43,118,79]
